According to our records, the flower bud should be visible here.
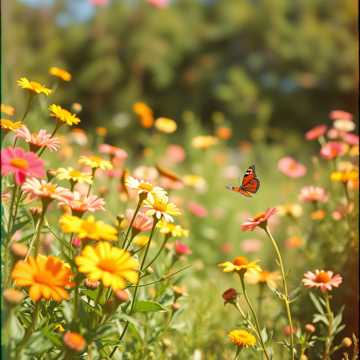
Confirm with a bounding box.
[222,288,237,304]
[11,243,28,259]
[171,302,181,312]
[63,331,86,352]
[300,355,308,360]
[114,290,129,303]
[84,279,100,289]
[342,337,352,348]
[3,289,24,305]
[305,324,316,334]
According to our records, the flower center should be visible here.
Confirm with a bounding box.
[34,271,54,287]
[81,221,97,233]
[140,183,153,191]
[97,259,117,273]
[288,162,298,171]
[41,183,57,194]
[10,158,29,170]
[253,212,265,221]
[233,256,249,266]
[315,271,331,283]
[69,170,82,178]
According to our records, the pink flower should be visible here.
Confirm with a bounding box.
[278,157,307,178]
[241,208,277,231]
[220,242,233,254]
[127,210,153,232]
[320,142,346,160]
[240,239,262,253]
[22,178,72,203]
[175,241,192,256]
[15,126,61,152]
[147,0,169,8]
[1,147,45,185]
[329,110,353,121]
[305,125,327,141]
[89,0,109,6]
[342,133,359,146]
[99,144,128,161]
[58,191,105,215]
[165,144,186,164]
[299,186,328,203]
[188,201,208,218]
[302,270,343,292]
[283,325,297,336]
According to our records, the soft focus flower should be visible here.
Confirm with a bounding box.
[216,127,232,140]
[147,0,169,8]
[165,145,186,164]
[128,210,154,233]
[15,126,61,152]
[191,135,218,149]
[228,330,256,348]
[3,288,25,305]
[285,235,304,249]
[89,0,109,6]
[222,288,237,304]
[133,235,150,247]
[218,256,261,274]
[99,144,128,160]
[70,128,88,146]
[155,117,177,133]
[126,176,167,199]
[302,270,343,292]
[305,125,327,141]
[342,337,353,348]
[1,104,15,116]
[17,77,51,96]
[284,325,297,336]
[278,157,307,178]
[63,332,86,352]
[277,203,303,218]
[58,192,105,215]
[331,170,359,184]
[174,241,192,256]
[246,270,281,288]
[343,133,359,146]
[22,178,72,203]
[241,208,277,231]
[310,209,326,220]
[333,119,356,132]
[240,239,262,253]
[329,110,353,121]
[133,166,158,182]
[56,167,93,184]
[183,175,207,191]
[1,147,45,185]
[188,201,208,218]
[144,195,181,223]
[49,104,80,126]
[76,242,139,290]
[299,186,328,203]
[59,215,117,241]
[305,324,316,334]
[79,155,112,170]
[1,119,23,132]
[11,242,28,259]
[320,142,346,160]
[12,255,74,302]
[157,220,189,238]
[133,102,154,128]
[49,67,72,82]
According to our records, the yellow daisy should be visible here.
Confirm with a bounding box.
[126,176,167,199]
[59,215,117,241]
[218,256,261,274]
[49,104,80,126]
[191,135,218,149]
[75,242,139,290]
[17,77,52,96]
[157,220,189,237]
[78,155,113,170]
[144,195,181,223]
[1,104,16,116]
[154,117,177,134]
[49,67,72,82]
[1,119,23,132]
[228,329,256,348]
[56,167,93,184]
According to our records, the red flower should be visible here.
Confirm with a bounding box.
[329,110,353,121]
[222,288,237,304]
[175,241,192,256]
[305,125,327,141]
[320,142,346,160]
[241,208,277,231]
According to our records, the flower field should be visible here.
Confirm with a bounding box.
[1,1,358,359]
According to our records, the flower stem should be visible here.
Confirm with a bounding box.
[323,293,334,360]
[143,234,170,271]
[26,206,47,259]
[265,226,295,360]
[123,197,144,249]
[239,274,270,360]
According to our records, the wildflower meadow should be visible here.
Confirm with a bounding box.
[1,1,359,359]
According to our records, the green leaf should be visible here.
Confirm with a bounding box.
[309,292,324,314]
[133,300,167,313]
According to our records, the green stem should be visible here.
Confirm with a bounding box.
[5,184,18,244]
[26,205,47,259]
[143,234,170,271]
[258,283,265,324]
[265,226,295,360]
[323,293,334,360]
[239,274,270,360]
[123,196,145,249]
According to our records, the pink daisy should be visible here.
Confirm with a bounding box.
[15,126,61,152]
[1,147,45,185]
[278,156,307,178]
[99,144,128,161]
[305,125,327,141]
[165,144,186,164]
[127,210,154,233]
[342,133,359,146]
[58,191,105,215]
[188,201,208,218]
[320,142,346,160]
[302,270,343,292]
[147,0,169,8]
[329,110,353,121]
[241,208,277,231]
[299,186,328,203]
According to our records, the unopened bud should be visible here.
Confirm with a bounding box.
[305,324,316,334]
[222,288,237,304]
[114,290,129,303]
[342,337,352,348]
[3,289,24,305]
[171,302,181,312]
[11,243,28,259]
[84,279,100,289]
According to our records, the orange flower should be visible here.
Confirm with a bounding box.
[63,332,87,352]
[216,127,232,140]
[49,67,72,81]
[133,102,154,128]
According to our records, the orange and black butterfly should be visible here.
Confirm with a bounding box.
[226,165,260,197]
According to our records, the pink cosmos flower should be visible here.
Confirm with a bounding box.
[15,126,61,152]
[1,147,45,185]
[22,178,72,203]
[342,133,359,146]
[175,241,192,256]
[58,191,105,215]
[320,142,346,160]
[99,144,128,161]
[147,0,169,8]
[302,270,343,292]
[127,210,153,232]
[165,144,186,164]
[329,110,353,121]
[241,208,277,231]
[188,201,208,218]
[305,125,327,141]
[299,186,328,203]
[278,157,307,178]
[241,239,262,253]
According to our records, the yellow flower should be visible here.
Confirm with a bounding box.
[0,119,23,132]
[133,102,154,128]
[1,104,15,116]
[277,204,303,218]
[59,215,117,241]
[183,174,207,191]
[56,167,93,184]
[218,256,261,274]
[78,155,113,170]
[155,117,177,133]
[49,104,80,126]
[191,135,218,149]
[228,330,256,348]
[75,242,139,290]
[17,77,52,96]
[126,176,167,199]
[144,195,181,223]
[11,255,74,302]
[349,146,359,157]
[331,170,358,183]
[49,67,72,82]
[157,220,189,237]
[246,270,281,288]
[133,235,150,247]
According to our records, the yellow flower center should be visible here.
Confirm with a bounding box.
[10,158,29,170]
[34,271,53,287]
[69,170,82,178]
[41,184,57,194]
[139,183,153,191]
[30,81,43,92]
[233,256,249,266]
[253,212,265,221]
[97,259,117,273]
[259,271,270,282]
[315,271,331,283]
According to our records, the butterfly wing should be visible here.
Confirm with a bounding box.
[226,185,252,197]
[241,165,256,187]
[242,178,260,194]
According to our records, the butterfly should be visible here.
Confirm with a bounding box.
[226,165,260,197]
